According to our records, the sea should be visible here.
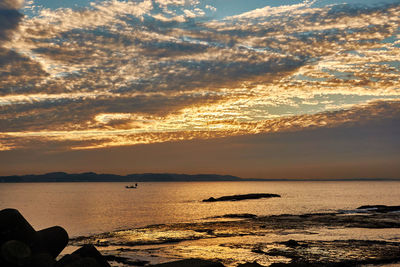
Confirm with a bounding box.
[2,181,400,266]
[1,181,399,237]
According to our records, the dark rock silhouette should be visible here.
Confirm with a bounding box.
[281,239,307,248]
[58,244,111,267]
[237,262,264,267]
[0,208,110,267]
[356,205,400,213]
[211,213,257,219]
[150,258,225,267]
[202,193,280,202]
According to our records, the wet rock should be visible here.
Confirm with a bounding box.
[281,240,307,248]
[151,258,225,267]
[94,240,109,247]
[282,240,299,248]
[356,205,400,213]
[194,229,214,235]
[251,248,265,254]
[60,245,111,267]
[202,193,280,202]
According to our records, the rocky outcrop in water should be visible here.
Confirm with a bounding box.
[0,208,111,267]
[356,205,400,213]
[202,193,280,202]
[212,214,257,219]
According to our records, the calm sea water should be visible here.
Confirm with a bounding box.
[0,181,399,237]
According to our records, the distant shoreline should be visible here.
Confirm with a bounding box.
[0,172,399,182]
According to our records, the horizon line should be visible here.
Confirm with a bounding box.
[0,172,399,182]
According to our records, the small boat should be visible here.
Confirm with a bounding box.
[126,183,138,189]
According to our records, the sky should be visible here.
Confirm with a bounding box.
[0,0,399,178]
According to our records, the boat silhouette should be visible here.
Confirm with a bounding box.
[125,183,138,189]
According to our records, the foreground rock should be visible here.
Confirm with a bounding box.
[202,193,280,202]
[0,208,111,267]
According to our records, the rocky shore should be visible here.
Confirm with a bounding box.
[69,205,400,266]
[2,206,400,266]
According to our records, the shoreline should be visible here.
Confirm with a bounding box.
[68,206,400,266]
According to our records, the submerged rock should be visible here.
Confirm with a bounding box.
[202,193,280,202]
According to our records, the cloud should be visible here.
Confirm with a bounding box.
[0,0,50,96]
[0,0,400,152]
[225,0,316,20]
[0,48,48,95]
[1,99,399,151]
[1,107,399,179]
[0,89,226,132]
[0,0,24,42]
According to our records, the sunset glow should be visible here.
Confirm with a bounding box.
[1,0,399,177]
